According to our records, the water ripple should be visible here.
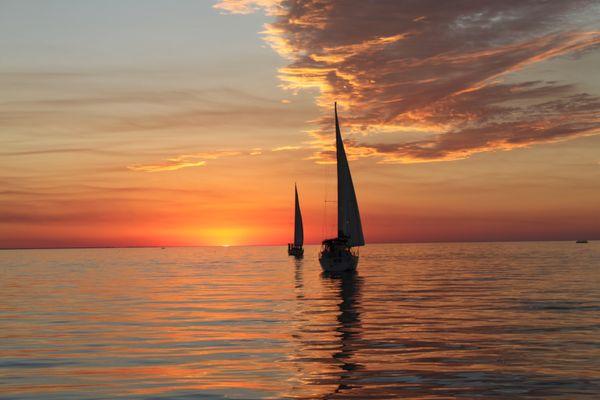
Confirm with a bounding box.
[1,242,599,399]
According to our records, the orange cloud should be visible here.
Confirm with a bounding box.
[127,160,207,172]
[219,0,600,163]
[213,0,281,15]
[127,150,242,172]
[271,145,302,152]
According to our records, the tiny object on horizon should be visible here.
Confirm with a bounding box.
[576,240,588,243]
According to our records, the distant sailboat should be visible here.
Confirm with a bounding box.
[319,103,365,272]
[288,184,304,258]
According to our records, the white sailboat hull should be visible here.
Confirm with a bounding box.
[319,248,358,272]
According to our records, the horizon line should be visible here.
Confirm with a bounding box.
[0,237,595,251]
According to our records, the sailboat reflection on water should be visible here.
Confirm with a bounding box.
[323,271,364,396]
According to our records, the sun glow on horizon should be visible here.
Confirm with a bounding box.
[188,226,256,247]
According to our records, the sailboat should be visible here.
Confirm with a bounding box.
[319,103,365,272]
[288,183,304,258]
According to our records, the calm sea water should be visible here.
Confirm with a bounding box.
[1,242,599,399]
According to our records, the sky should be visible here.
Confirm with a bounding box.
[1,0,599,248]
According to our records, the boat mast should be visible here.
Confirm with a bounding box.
[334,102,365,247]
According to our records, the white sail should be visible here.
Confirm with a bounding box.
[294,184,303,247]
[335,103,365,247]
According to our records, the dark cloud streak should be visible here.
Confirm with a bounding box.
[218,0,600,162]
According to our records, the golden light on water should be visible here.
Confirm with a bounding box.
[2,243,599,398]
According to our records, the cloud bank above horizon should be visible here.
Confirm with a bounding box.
[216,0,600,163]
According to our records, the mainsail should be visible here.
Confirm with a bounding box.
[335,103,365,247]
[294,184,304,247]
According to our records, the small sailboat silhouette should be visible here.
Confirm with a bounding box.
[319,103,365,272]
[288,183,304,258]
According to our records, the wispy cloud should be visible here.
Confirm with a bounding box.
[127,160,207,172]
[0,85,310,141]
[214,0,281,15]
[271,145,302,152]
[127,150,254,172]
[217,0,600,163]
[0,147,127,157]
